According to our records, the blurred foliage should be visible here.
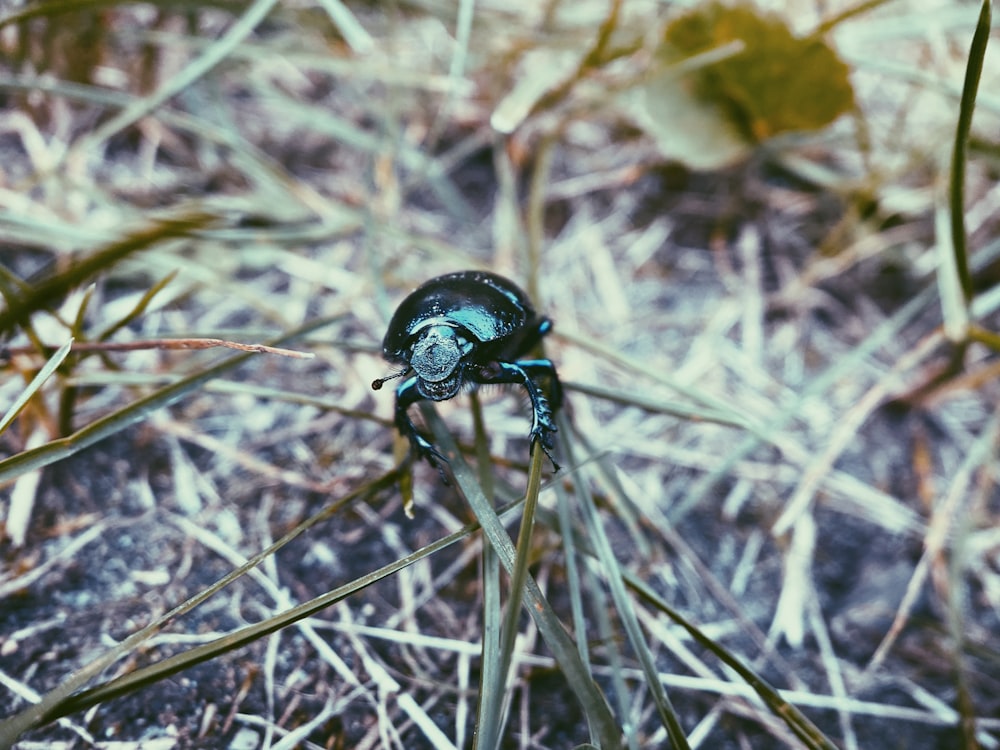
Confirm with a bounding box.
[664,2,855,139]
[631,0,855,169]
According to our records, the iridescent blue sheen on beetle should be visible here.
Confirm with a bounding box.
[372,270,561,471]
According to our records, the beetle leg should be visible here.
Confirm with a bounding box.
[474,361,560,471]
[514,358,563,411]
[394,376,449,471]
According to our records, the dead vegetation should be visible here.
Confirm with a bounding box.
[1,1,1000,748]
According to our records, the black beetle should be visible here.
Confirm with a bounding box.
[372,270,562,472]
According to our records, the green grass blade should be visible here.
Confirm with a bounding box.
[423,405,622,749]
[561,423,691,750]
[469,393,508,750]
[565,379,750,428]
[0,317,337,486]
[13,489,539,736]
[949,0,992,307]
[492,442,544,739]
[0,469,471,735]
[474,532,506,750]
[0,211,218,337]
[626,576,840,750]
[97,270,179,341]
[0,338,73,437]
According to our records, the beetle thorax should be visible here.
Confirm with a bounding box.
[411,324,471,400]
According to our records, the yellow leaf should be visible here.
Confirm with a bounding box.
[663,1,855,141]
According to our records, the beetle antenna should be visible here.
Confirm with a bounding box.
[372,366,411,390]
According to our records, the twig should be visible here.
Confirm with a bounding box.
[5,338,315,360]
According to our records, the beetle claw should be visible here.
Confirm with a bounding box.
[530,415,560,472]
[531,432,560,471]
[406,431,452,482]
[411,432,447,464]
[541,445,561,472]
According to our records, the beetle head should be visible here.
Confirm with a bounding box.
[411,324,470,400]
